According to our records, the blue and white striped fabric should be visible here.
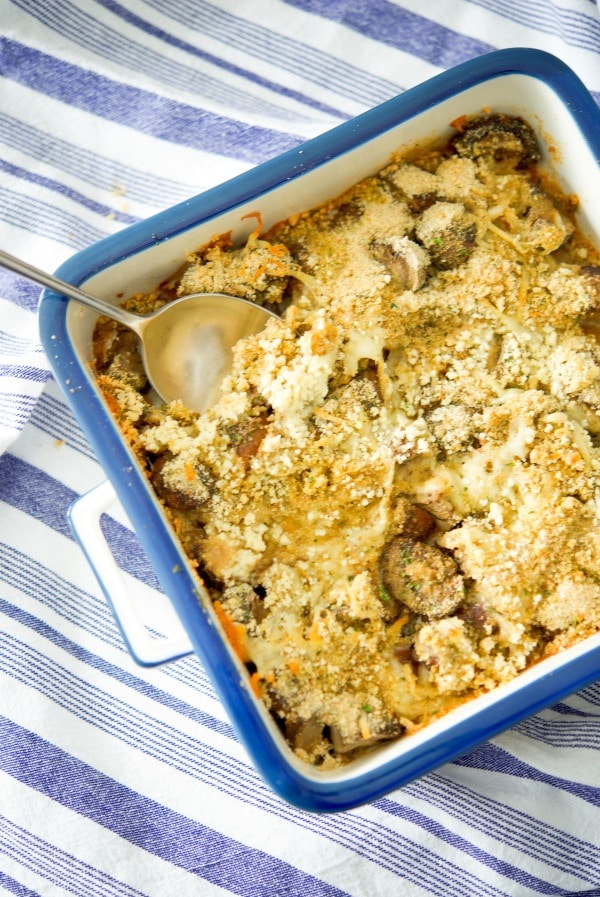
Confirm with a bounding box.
[2,1,600,894]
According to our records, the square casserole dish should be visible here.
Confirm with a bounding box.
[39,48,600,812]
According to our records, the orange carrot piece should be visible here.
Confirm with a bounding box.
[241,210,263,240]
[249,671,262,697]
[214,601,249,663]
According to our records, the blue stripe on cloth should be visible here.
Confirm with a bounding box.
[454,742,600,808]
[374,797,578,896]
[0,272,41,312]
[29,393,96,460]
[3,596,577,894]
[0,37,301,163]
[0,538,217,699]
[0,364,48,384]
[466,0,600,54]
[0,637,522,897]
[134,0,403,109]
[0,113,195,209]
[0,184,110,249]
[0,158,138,226]
[95,0,348,121]
[0,330,40,356]
[542,700,597,718]
[514,714,600,748]
[160,651,217,699]
[568,891,600,896]
[0,817,148,897]
[12,0,333,127]
[281,0,494,68]
[0,542,124,648]
[0,870,42,897]
[0,599,235,739]
[0,454,71,536]
[574,681,600,707]
[0,453,162,590]
[98,513,165,592]
[401,773,600,883]
[0,394,35,430]
[0,717,349,897]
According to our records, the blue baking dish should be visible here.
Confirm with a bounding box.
[39,49,600,812]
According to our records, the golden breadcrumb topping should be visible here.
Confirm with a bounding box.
[94,114,600,767]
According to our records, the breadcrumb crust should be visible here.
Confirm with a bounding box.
[94,116,600,767]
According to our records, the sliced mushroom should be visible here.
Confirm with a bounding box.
[458,602,488,633]
[227,410,270,465]
[220,582,268,626]
[451,113,541,170]
[390,497,436,540]
[522,190,572,254]
[285,715,326,755]
[151,452,214,510]
[329,714,404,754]
[93,317,121,369]
[388,163,440,213]
[94,320,147,389]
[415,202,476,269]
[321,198,365,230]
[380,537,464,618]
[370,236,431,290]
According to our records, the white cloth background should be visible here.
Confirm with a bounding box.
[1,1,600,894]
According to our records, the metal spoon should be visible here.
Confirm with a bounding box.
[1,249,278,412]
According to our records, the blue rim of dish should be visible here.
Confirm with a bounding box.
[39,48,600,812]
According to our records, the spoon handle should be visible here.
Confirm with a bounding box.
[0,249,141,330]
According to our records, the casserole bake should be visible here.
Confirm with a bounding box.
[39,49,600,811]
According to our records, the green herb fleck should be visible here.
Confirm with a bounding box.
[379,584,391,603]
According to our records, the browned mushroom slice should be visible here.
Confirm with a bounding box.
[380,537,464,618]
[451,113,541,170]
[390,497,436,540]
[321,198,365,230]
[386,163,440,213]
[330,714,404,754]
[261,686,328,759]
[227,410,270,464]
[220,582,268,626]
[415,202,476,269]
[523,190,572,254]
[285,715,326,755]
[370,236,431,290]
[151,453,214,510]
[93,317,121,368]
[94,320,147,389]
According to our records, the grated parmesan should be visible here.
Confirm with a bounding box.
[94,113,600,767]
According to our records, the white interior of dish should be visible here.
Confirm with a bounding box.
[66,70,600,784]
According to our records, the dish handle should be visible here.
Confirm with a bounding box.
[68,480,194,666]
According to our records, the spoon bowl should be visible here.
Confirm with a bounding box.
[0,249,278,412]
[131,290,277,412]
